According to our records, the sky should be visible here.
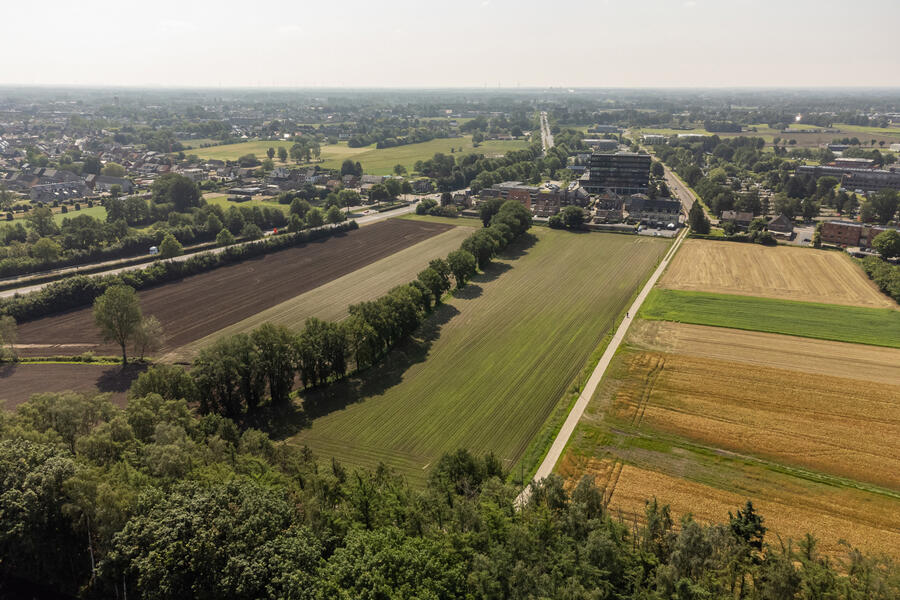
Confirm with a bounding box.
[4,0,899,88]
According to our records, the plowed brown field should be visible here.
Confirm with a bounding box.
[0,362,141,409]
[14,219,452,358]
[659,239,895,309]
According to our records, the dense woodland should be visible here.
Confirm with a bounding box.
[2,389,898,599]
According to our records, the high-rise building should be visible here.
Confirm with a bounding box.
[581,152,651,194]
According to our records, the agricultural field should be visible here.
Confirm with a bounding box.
[184,136,531,175]
[634,122,900,148]
[0,362,139,409]
[14,219,453,361]
[557,327,900,557]
[629,320,900,385]
[168,225,473,362]
[659,239,896,309]
[639,288,900,348]
[288,229,671,484]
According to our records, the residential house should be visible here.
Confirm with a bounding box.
[720,210,754,228]
[626,196,681,226]
[767,214,794,238]
[821,220,897,249]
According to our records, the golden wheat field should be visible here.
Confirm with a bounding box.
[558,457,900,558]
[607,351,900,490]
[659,239,895,309]
[628,320,900,385]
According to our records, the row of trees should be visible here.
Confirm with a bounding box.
[2,389,896,599]
[182,200,532,420]
[0,221,359,322]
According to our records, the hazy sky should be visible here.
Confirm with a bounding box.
[5,0,899,88]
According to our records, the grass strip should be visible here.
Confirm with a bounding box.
[639,288,900,348]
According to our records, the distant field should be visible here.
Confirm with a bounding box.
[636,122,900,148]
[184,136,531,175]
[288,229,670,483]
[203,193,291,215]
[659,239,895,309]
[398,214,482,228]
[639,288,900,347]
[557,336,900,558]
[178,138,222,149]
[52,205,107,224]
[168,225,472,362]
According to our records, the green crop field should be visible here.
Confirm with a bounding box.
[286,229,670,483]
[182,136,531,175]
[168,226,473,363]
[639,288,900,348]
[398,214,482,228]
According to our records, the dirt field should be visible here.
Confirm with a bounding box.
[0,362,142,409]
[628,320,900,385]
[14,219,453,358]
[659,239,895,309]
[168,226,472,362]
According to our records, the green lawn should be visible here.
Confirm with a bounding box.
[203,193,291,215]
[53,205,107,224]
[183,136,532,176]
[639,289,900,348]
[398,214,481,228]
[286,229,670,483]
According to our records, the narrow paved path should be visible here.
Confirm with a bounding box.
[516,226,688,506]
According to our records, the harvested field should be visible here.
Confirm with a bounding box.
[557,333,900,557]
[0,362,143,409]
[660,239,895,309]
[608,350,900,489]
[561,459,900,558]
[168,226,472,362]
[288,230,670,484]
[640,288,900,348]
[628,320,900,385]
[15,219,453,358]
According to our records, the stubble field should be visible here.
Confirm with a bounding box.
[659,239,896,309]
[557,319,900,557]
[288,229,671,483]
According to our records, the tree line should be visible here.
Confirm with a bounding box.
[0,221,359,322]
[177,200,532,420]
[1,389,896,599]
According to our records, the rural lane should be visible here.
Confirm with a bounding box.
[515,225,689,507]
[0,203,417,299]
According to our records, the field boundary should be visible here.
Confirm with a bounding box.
[516,226,688,506]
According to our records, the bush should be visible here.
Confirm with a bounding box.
[241,223,264,240]
[216,228,235,247]
[158,233,183,259]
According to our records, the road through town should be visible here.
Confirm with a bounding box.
[540,111,554,154]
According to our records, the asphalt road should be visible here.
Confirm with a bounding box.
[0,202,417,299]
[540,111,554,154]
